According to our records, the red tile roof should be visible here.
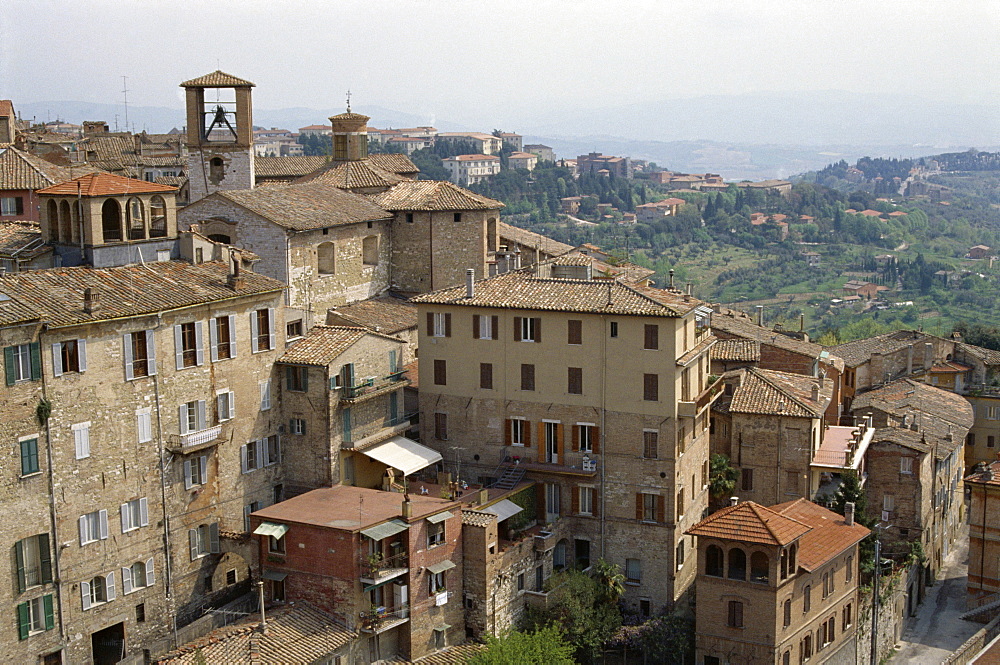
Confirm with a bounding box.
[686,501,812,546]
[37,172,176,197]
[772,499,870,571]
[180,70,254,88]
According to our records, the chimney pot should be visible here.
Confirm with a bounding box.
[83,287,100,313]
[402,499,412,519]
[465,268,475,299]
[730,497,739,506]
[845,501,855,526]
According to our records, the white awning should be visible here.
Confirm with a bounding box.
[360,436,442,476]
[482,499,523,523]
[426,511,454,524]
[253,522,289,538]
[360,519,409,541]
[426,559,456,575]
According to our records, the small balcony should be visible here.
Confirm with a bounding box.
[166,424,226,453]
[341,372,411,404]
[359,604,409,633]
[679,375,724,418]
[359,551,409,586]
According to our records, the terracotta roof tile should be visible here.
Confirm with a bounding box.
[180,70,255,87]
[409,642,487,664]
[277,326,402,367]
[0,148,100,190]
[0,261,283,328]
[326,294,417,334]
[712,312,843,370]
[411,270,699,318]
[686,501,812,546]
[772,499,870,571]
[461,509,496,528]
[38,172,176,197]
[370,180,502,211]
[155,603,353,664]
[965,460,1000,486]
[297,158,404,190]
[210,181,392,231]
[850,378,972,450]
[404,360,419,389]
[255,155,330,178]
[367,153,419,175]
[499,223,573,257]
[727,367,829,418]
[0,221,46,259]
[711,338,760,362]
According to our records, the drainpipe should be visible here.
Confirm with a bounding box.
[152,311,179,648]
[600,314,607,558]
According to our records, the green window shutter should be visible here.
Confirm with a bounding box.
[38,534,52,585]
[4,346,14,386]
[20,438,38,475]
[17,602,29,640]
[42,594,54,631]
[301,367,308,392]
[285,365,293,390]
[14,540,25,593]
[29,342,41,380]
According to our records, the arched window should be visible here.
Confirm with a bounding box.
[728,547,746,581]
[318,242,336,274]
[553,539,568,571]
[149,196,167,238]
[783,599,792,627]
[101,199,122,242]
[362,236,379,265]
[59,200,72,244]
[127,198,145,240]
[705,544,724,577]
[750,551,769,583]
[780,548,789,579]
[47,200,59,242]
[789,543,797,574]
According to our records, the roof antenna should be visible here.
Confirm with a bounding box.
[346,90,352,113]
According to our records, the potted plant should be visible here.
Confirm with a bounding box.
[366,551,383,576]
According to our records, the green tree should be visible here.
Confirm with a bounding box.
[832,470,869,524]
[591,559,625,605]
[466,625,574,665]
[640,614,695,663]
[524,568,621,663]
[709,454,739,504]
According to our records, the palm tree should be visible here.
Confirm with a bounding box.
[591,558,625,606]
[709,454,739,508]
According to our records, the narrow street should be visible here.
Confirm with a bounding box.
[890,527,980,664]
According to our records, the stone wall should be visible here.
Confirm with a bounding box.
[856,562,922,665]
[186,150,255,204]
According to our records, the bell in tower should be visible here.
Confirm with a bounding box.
[181,70,256,203]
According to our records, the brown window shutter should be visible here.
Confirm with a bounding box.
[445,313,452,337]
[572,425,580,451]
[505,419,513,446]
[534,318,541,343]
[426,312,434,335]
[572,488,580,514]
[657,495,665,523]
[592,426,600,454]
[556,424,564,461]
[635,493,643,520]
[523,420,532,446]
[536,484,546,521]
[514,317,522,341]
[592,489,600,517]
[490,316,498,339]
[645,324,659,350]
[473,315,480,339]
[568,319,582,344]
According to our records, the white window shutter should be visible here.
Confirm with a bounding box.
[194,322,205,366]
[99,509,108,540]
[79,516,87,545]
[228,314,238,357]
[52,343,63,377]
[81,580,91,610]
[241,444,249,474]
[184,460,193,490]
[139,498,149,527]
[199,456,208,484]
[79,426,90,459]
[228,391,235,419]
[196,400,207,431]
[267,308,276,350]
[256,439,265,469]
[174,324,184,370]
[123,334,134,380]
[146,330,157,375]
[77,339,87,372]
[120,504,130,532]
[179,405,189,435]
[209,318,219,362]
[137,412,151,444]
[260,380,271,411]
[145,557,155,587]
[189,529,199,560]
[275,435,282,463]
[250,312,259,353]
[209,523,220,553]
[105,572,115,601]
[121,566,133,595]
[217,393,226,422]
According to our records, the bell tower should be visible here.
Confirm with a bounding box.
[329,102,370,163]
[181,70,255,203]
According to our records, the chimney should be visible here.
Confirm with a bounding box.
[811,384,819,401]
[83,288,100,313]
[756,305,763,326]
[465,269,475,299]
[818,370,825,388]
[401,498,412,519]
[227,249,245,290]
[686,282,693,296]
[844,501,855,526]
[907,344,914,375]
[923,342,933,371]
[730,496,739,507]
[799,313,805,332]
[668,269,675,289]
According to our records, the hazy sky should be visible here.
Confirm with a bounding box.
[1,0,997,127]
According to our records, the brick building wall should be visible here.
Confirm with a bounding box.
[389,210,496,294]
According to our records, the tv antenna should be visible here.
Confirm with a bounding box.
[122,76,130,133]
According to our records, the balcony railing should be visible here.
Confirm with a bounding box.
[359,604,409,633]
[342,372,410,402]
[167,424,225,452]
[360,551,409,582]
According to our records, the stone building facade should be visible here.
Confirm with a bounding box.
[412,267,718,612]
[688,499,869,665]
[966,461,1000,609]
